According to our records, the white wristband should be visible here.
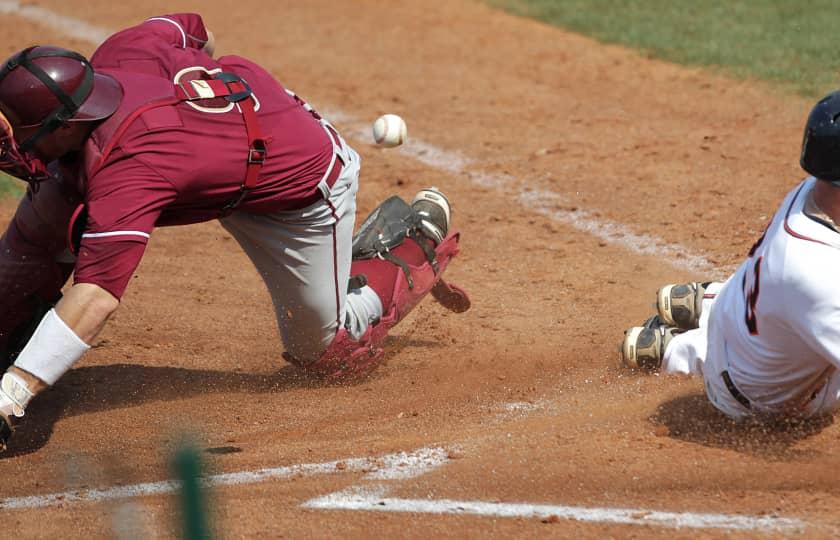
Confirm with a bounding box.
[13,309,90,386]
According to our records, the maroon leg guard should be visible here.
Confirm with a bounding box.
[289,231,469,381]
[0,177,80,362]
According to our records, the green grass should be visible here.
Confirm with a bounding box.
[490,0,840,98]
[0,171,23,200]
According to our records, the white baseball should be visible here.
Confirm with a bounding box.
[372,114,407,148]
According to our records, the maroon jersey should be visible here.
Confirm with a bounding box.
[73,14,336,299]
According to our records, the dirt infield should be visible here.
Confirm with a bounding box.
[1,1,838,538]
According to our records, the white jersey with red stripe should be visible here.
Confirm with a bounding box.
[700,177,840,415]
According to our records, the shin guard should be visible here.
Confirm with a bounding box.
[292,231,469,381]
[287,194,470,381]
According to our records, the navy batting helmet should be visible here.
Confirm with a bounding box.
[801,90,840,185]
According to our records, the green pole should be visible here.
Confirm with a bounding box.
[173,442,211,540]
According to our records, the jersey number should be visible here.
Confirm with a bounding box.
[743,256,763,335]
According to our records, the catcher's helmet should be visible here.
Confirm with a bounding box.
[0,45,122,152]
[801,90,840,185]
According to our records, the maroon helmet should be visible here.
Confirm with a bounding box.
[0,45,122,183]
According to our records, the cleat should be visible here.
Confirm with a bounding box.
[621,316,680,371]
[656,282,708,330]
[411,187,450,245]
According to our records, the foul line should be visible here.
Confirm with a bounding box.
[0,442,808,534]
[0,1,110,44]
[0,4,803,533]
[304,486,804,534]
[0,1,725,278]
[330,116,725,278]
[0,447,449,510]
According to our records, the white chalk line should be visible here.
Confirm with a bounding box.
[330,116,726,278]
[0,1,110,44]
[500,401,545,414]
[0,447,449,510]
[0,2,723,276]
[0,5,795,533]
[303,485,804,533]
[0,440,809,533]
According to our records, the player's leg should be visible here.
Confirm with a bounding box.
[620,281,726,373]
[223,184,467,380]
[308,187,468,380]
[219,143,370,362]
[223,131,468,380]
[223,179,468,382]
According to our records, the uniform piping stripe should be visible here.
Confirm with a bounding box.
[783,182,833,247]
[145,17,186,49]
[327,199,341,330]
[82,231,150,239]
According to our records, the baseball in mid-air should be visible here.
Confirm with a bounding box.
[372,114,407,148]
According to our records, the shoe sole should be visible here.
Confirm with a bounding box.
[412,187,451,229]
[656,283,701,329]
[622,318,678,371]
[621,326,646,369]
[656,284,678,326]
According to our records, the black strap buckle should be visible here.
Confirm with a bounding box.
[220,186,249,216]
[213,72,253,103]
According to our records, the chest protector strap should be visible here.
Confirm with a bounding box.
[91,72,266,216]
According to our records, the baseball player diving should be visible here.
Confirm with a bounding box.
[620,90,840,422]
[0,13,470,449]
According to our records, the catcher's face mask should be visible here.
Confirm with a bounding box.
[0,109,50,185]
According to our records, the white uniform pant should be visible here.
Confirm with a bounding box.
[663,282,840,420]
[219,140,383,363]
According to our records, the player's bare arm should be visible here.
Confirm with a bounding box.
[53,283,118,343]
[9,284,117,394]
